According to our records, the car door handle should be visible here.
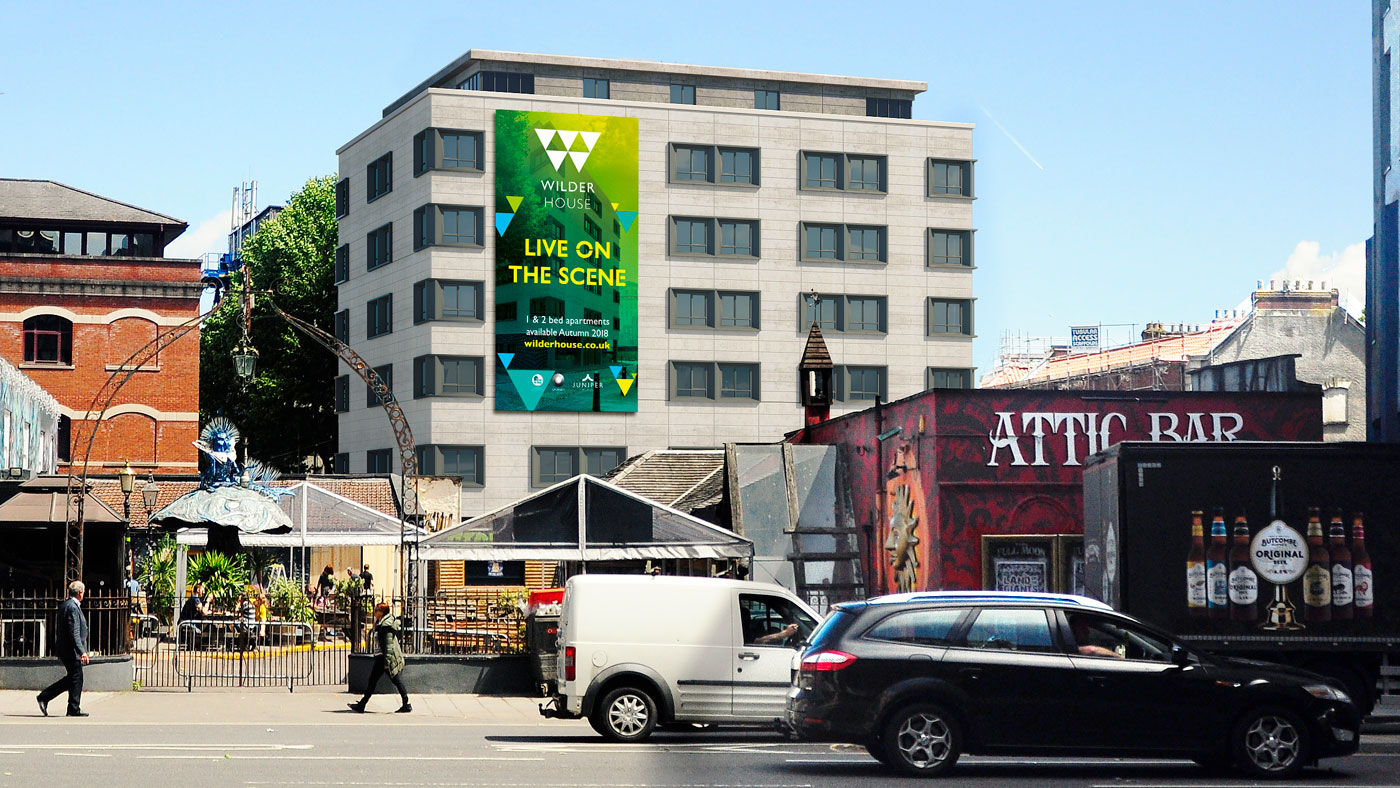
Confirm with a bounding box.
[959,668,982,681]
[738,652,760,660]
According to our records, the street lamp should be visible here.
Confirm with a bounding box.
[232,334,259,381]
[119,460,136,523]
[141,473,159,512]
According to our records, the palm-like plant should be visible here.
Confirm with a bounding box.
[137,534,178,623]
[188,551,250,611]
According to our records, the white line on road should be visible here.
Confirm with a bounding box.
[0,743,313,751]
[137,755,546,761]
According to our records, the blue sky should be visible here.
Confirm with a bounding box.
[0,1,1371,377]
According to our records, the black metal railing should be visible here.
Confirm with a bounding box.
[0,589,133,657]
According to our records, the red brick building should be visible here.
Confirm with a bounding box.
[0,180,201,474]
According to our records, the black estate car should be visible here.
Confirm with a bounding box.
[786,591,1359,779]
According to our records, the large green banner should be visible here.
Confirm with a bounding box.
[494,110,639,412]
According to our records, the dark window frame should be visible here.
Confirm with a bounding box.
[366,294,393,339]
[22,314,73,365]
[926,298,975,337]
[866,97,913,118]
[927,367,974,390]
[754,89,780,110]
[334,243,349,284]
[800,151,887,194]
[583,78,610,99]
[335,178,350,218]
[366,223,393,271]
[334,375,350,412]
[800,223,886,264]
[928,229,974,268]
[413,128,484,176]
[416,444,485,487]
[413,354,484,399]
[669,289,760,331]
[798,294,886,334]
[927,158,975,198]
[366,448,393,474]
[414,279,484,324]
[414,204,484,250]
[333,309,350,343]
[366,153,393,203]
[668,361,760,403]
[668,143,760,187]
[365,364,393,408]
[670,84,696,104]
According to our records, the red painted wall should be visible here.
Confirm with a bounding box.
[792,389,1322,596]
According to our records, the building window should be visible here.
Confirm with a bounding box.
[331,452,350,473]
[333,309,349,343]
[846,226,885,261]
[801,223,886,263]
[719,363,758,399]
[671,217,712,255]
[928,158,973,197]
[927,298,973,336]
[848,156,885,192]
[802,151,887,193]
[802,223,841,260]
[57,415,70,463]
[334,376,349,412]
[928,230,972,267]
[366,223,392,270]
[417,445,485,486]
[497,302,518,323]
[583,216,602,241]
[844,366,887,402]
[22,315,72,365]
[414,204,483,249]
[754,89,780,110]
[584,78,610,99]
[669,362,759,402]
[366,364,393,408]
[673,145,711,182]
[367,295,393,339]
[533,447,577,487]
[415,279,482,323]
[719,148,756,184]
[719,292,757,328]
[866,97,912,118]
[413,129,484,175]
[672,290,711,327]
[529,296,565,319]
[669,144,759,186]
[670,84,695,104]
[800,294,885,334]
[334,244,349,284]
[335,178,349,218]
[366,449,392,474]
[459,71,534,94]
[366,153,392,202]
[584,447,624,476]
[670,289,759,330]
[927,368,972,390]
[719,220,757,257]
[414,355,483,398]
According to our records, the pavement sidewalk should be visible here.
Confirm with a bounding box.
[0,688,563,726]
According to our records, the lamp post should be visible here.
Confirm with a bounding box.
[119,460,136,523]
[141,473,159,513]
[232,334,259,382]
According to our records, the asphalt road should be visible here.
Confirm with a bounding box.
[3,692,1400,788]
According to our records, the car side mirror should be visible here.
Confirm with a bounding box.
[1171,644,1190,668]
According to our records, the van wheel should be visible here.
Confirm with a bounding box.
[1232,707,1309,779]
[592,686,658,743]
[881,704,961,777]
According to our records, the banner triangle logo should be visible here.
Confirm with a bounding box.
[615,211,637,232]
[579,131,601,151]
[506,369,552,411]
[495,212,514,236]
[557,130,579,150]
[609,365,623,379]
[534,129,557,149]
[546,150,569,170]
[506,195,524,212]
[616,376,635,397]
[568,151,591,171]
[498,353,514,369]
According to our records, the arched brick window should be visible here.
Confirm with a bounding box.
[23,315,72,365]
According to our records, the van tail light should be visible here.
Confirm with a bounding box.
[564,646,576,682]
[800,650,857,672]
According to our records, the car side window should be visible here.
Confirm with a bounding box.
[1067,613,1173,662]
[865,608,965,647]
[739,593,817,648]
[961,608,1056,653]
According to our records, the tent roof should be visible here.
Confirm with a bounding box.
[0,477,124,527]
[420,474,752,561]
[175,480,419,548]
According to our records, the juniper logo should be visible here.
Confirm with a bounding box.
[534,128,602,172]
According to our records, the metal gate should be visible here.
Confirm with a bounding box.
[132,615,349,691]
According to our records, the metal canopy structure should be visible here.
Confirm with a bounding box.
[173,481,422,548]
[419,475,752,562]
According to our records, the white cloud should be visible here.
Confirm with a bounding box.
[165,209,232,260]
[1267,240,1366,317]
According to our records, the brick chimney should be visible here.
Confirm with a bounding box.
[1252,280,1339,312]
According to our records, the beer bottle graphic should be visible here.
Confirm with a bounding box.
[1353,512,1374,620]
[1187,510,1207,617]
[1229,512,1259,621]
[1303,506,1331,622]
[1206,507,1229,620]
[1329,509,1353,620]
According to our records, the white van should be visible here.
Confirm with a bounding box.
[539,574,820,742]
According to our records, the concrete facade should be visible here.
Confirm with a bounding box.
[337,52,975,514]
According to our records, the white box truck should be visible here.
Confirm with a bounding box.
[539,574,820,741]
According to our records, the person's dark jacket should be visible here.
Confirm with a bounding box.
[374,613,405,677]
[55,597,89,664]
[180,594,206,622]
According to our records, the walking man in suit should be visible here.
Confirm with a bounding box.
[37,580,90,717]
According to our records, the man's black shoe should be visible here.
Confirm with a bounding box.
[36,696,47,717]
[66,711,89,717]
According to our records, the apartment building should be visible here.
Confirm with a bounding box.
[335,50,975,512]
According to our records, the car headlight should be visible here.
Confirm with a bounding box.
[1303,683,1351,703]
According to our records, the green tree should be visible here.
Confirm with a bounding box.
[201,175,338,472]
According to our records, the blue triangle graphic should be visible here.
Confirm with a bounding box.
[506,369,552,411]
[616,211,637,232]
[495,212,515,236]
[609,365,623,380]
[498,353,515,369]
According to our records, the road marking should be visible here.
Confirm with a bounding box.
[0,743,313,751]
[138,756,546,761]
[54,753,110,757]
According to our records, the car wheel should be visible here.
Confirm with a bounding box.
[881,704,961,777]
[592,686,659,743]
[864,738,890,764]
[1232,707,1309,779]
